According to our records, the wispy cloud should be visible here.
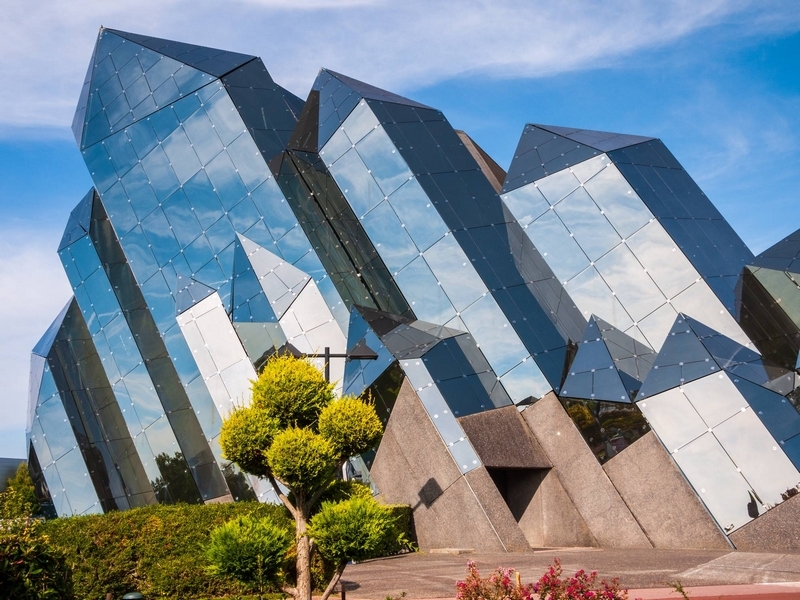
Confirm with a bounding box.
[1,0,797,133]
[0,222,73,453]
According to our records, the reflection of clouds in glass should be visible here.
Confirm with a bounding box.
[388,178,448,252]
[529,209,589,282]
[423,234,485,312]
[360,200,418,273]
[394,256,456,325]
[536,168,579,204]
[566,266,633,331]
[595,243,664,321]
[627,220,697,298]
[501,183,549,227]
[583,164,652,239]
[356,126,413,196]
[342,101,379,145]
[460,294,528,375]
[500,359,550,403]
[328,148,383,217]
[555,186,620,261]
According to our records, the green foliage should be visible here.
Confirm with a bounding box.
[308,496,405,564]
[207,515,291,590]
[220,406,280,478]
[0,462,40,520]
[41,501,291,600]
[0,519,73,600]
[318,396,383,458]
[251,354,334,429]
[266,428,337,494]
[315,479,374,507]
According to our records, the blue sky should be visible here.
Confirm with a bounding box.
[0,0,798,458]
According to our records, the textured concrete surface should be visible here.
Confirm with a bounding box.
[731,492,800,551]
[515,469,596,548]
[371,379,528,552]
[463,467,531,552]
[458,406,550,468]
[603,431,730,550]
[340,548,800,599]
[520,393,652,548]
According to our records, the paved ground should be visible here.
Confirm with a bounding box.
[340,548,800,599]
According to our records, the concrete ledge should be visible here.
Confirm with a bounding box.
[628,582,800,600]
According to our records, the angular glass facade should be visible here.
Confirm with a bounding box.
[27,29,800,546]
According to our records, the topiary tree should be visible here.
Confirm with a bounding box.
[219,353,397,600]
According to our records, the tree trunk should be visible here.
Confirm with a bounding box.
[320,562,347,600]
[295,509,312,600]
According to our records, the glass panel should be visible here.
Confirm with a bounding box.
[205,151,248,211]
[388,178,448,252]
[671,282,750,347]
[328,148,384,218]
[36,396,76,461]
[501,183,550,227]
[714,408,800,507]
[626,220,698,299]
[681,373,746,428]
[161,127,201,184]
[554,186,621,261]
[500,358,551,403]
[55,448,99,515]
[459,294,529,376]
[124,363,164,428]
[360,200,417,274]
[570,155,609,183]
[565,266,634,330]
[638,387,707,452]
[355,127,413,196]
[140,145,180,202]
[529,209,589,283]
[393,256,456,325]
[342,100,379,145]
[182,107,224,164]
[671,432,755,532]
[595,243,664,322]
[423,234,486,312]
[636,302,679,352]
[535,169,579,204]
[320,126,352,166]
[583,163,652,238]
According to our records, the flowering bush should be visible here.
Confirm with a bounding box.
[456,558,636,600]
[456,561,535,600]
[533,558,633,600]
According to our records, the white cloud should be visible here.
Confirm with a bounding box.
[0,222,73,456]
[1,0,797,133]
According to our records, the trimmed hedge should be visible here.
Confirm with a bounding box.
[41,501,292,600]
[39,500,413,600]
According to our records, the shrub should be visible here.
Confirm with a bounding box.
[207,514,291,597]
[309,496,403,564]
[41,501,291,600]
[0,519,73,600]
[0,463,40,520]
[532,558,632,600]
[456,561,535,600]
[457,559,635,600]
[219,406,280,478]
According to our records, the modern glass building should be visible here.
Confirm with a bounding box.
[27,28,800,551]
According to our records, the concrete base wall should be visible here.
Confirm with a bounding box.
[730,492,800,551]
[603,432,730,550]
[370,379,530,552]
[520,393,652,548]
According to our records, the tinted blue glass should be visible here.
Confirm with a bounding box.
[182,108,224,164]
[227,132,268,191]
[121,164,159,220]
[204,89,245,145]
[183,170,225,229]
[251,179,297,239]
[82,142,117,193]
[205,150,248,210]
[36,396,75,461]
[161,127,201,184]
[141,209,181,266]
[141,145,180,201]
